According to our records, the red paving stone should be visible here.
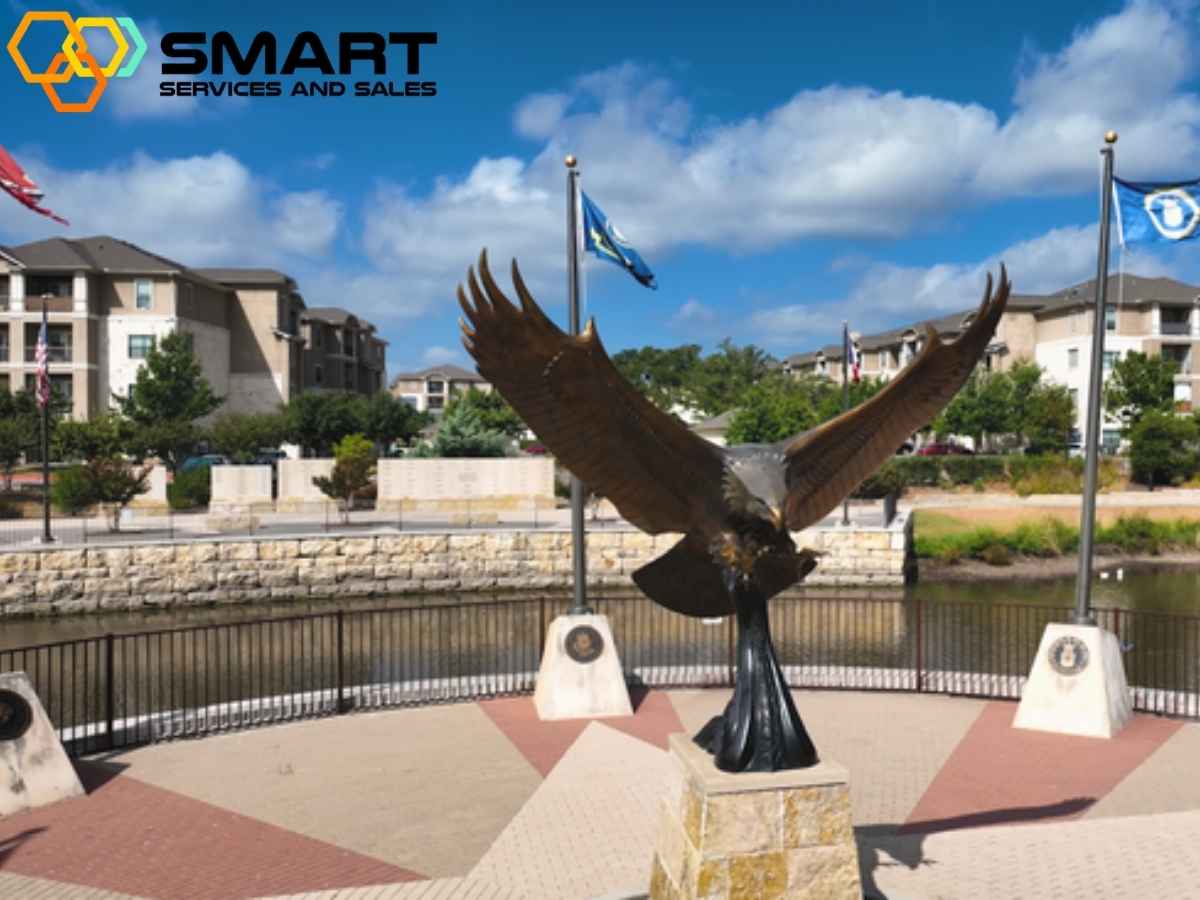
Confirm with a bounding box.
[478,689,686,776]
[0,761,423,900]
[902,701,1183,834]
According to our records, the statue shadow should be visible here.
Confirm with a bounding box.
[0,827,47,870]
[856,796,1095,899]
[73,755,130,794]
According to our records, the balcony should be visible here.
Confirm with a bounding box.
[25,345,72,363]
[1160,320,1193,336]
[0,295,8,312]
[0,345,7,362]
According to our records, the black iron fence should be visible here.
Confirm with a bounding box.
[2,595,1197,758]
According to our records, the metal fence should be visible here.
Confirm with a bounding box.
[3,595,1197,758]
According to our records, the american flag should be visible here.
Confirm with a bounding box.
[35,317,50,409]
[843,323,861,384]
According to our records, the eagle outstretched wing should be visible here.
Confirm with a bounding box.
[780,266,1011,532]
[457,250,727,535]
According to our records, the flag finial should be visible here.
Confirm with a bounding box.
[565,154,577,168]
[1104,130,1118,144]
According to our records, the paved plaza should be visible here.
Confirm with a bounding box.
[1,689,1199,899]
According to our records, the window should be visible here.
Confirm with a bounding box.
[427,379,445,394]
[428,395,445,410]
[314,365,323,385]
[135,279,152,310]
[1068,348,1079,369]
[26,275,71,298]
[314,327,322,348]
[289,311,298,334]
[1103,351,1118,371]
[128,334,155,359]
[1105,307,1116,332]
[1069,388,1079,411]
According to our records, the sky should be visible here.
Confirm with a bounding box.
[3,0,1200,376]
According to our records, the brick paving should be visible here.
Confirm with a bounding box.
[0,689,1198,898]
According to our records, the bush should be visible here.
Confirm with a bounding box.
[852,460,905,499]
[51,465,95,514]
[942,455,1006,485]
[168,465,211,510]
[892,456,941,487]
[1129,410,1199,488]
[980,543,1012,566]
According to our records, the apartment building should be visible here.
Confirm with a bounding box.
[390,364,490,414]
[300,308,387,396]
[781,274,1200,440]
[0,236,386,419]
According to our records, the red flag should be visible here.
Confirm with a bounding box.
[0,145,68,226]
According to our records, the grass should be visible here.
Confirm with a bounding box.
[914,510,1200,564]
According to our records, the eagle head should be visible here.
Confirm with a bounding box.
[724,448,790,533]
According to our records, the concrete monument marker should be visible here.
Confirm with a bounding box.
[0,671,83,818]
[533,614,632,720]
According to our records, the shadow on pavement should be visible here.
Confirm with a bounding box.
[0,827,47,870]
[73,756,130,794]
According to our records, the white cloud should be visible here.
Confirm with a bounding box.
[514,92,571,139]
[422,345,462,365]
[303,152,338,171]
[108,25,205,121]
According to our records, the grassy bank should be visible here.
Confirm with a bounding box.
[915,510,1200,565]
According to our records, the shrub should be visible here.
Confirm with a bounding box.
[1129,410,1199,489]
[980,543,1012,566]
[168,465,211,510]
[852,460,905,499]
[0,498,21,519]
[51,465,95,515]
[942,455,1006,486]
[892,456,941,487]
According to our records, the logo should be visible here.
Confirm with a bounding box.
[1048,635,1089,677]
[565,624,604,665]
[7,12,146,112]
[1143,187,1200,241]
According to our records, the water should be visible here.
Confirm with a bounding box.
[2,566,1199,651]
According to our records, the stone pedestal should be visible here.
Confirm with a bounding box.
[1,671,84,818]
[1013,622,1132,739]
[650,734,861,899]
[533,613,632,720]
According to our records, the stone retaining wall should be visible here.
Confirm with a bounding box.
[0,514,911,618]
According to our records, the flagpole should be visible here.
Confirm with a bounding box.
[565,154,590,615]
[39,298,52,545]
[1073,130,1118,626]
[841,321,850,526]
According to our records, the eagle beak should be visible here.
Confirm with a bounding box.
[771,505,786,532]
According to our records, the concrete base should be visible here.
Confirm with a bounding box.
[650,734,861,899]
[1013,623,1132,739]
[533,614,632,720]
[0,671,84,818]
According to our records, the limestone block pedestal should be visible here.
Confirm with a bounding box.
[1,671,84,818]
[1013,622,1132,738]
[533,613,632,720]
[650,734,861,899]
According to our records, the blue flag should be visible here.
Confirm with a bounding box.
[580,192,657,289]
[1113,177,1200,246]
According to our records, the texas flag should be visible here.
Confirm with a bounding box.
[843,324,861,383]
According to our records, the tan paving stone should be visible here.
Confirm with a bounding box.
[257,877,526,899]
[470,722,672,900]
[1085,720,1200,819]
[0,873,149,899]
[110,704,543,878]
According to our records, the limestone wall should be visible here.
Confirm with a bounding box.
[210,465,273,512]
[276,459,335,512]
[128,466,168,512]
[377,458,555,513]
[0,515,911,619]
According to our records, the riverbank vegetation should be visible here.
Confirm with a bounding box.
[915,510,1200,564]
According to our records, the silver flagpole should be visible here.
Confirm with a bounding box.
[1073,130,1118,626]
[565,154,590,615]
[841,321,851,526]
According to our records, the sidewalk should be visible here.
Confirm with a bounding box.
[1,689,1197,899]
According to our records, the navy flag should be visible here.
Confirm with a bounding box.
[580,192,657,289]
[1113,177,1200,246]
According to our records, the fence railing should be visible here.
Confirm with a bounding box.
[3,595,1198,758]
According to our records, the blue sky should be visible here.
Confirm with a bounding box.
[3,0,1200,375]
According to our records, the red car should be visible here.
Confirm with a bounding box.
[917,442,974,456]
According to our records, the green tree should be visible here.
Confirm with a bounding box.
[442,387,524,438]
[1105,351,1177,430]
[414,402,508,457]
[1129,410,1198,489]
[115,331,222,470]
[935,369,1013,449]
[210,412,288,463]
[1020,382,1076,454]
[285,391,369,456]
[813,376,888,425]
[50,415,149,530]
[312,433,377,523]
[0,389,65,480]
[612,345,704,411]
[725,373,822,444]
[0,421,29,492]
[363,392,429,449]
[691,340,776,416]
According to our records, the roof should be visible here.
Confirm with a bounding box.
[693,410,737,431]
[194,267,295,287]
[5,235,228,290]
[391,364,485,384]
[302,307,357,326]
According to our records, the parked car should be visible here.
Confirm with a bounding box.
[252,448,288,466]
[895,440,915,455]
[917,442,974,456]
[179,453,230,473]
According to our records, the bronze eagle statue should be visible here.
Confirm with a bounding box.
[458,251,1010,772]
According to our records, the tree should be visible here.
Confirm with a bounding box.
[51,415,149,530]
[691,340,776,416]
[284,391,368,456]
[312,433,376,523]
[0,389,64,485]
[1105,351,1177,430]
[413,402,508,457]
[813,375,887,425]
[725,373,822,444]
[612,344,704,411]
[363,392,429,449]
[1129,410,1198,489]
[935,369,1013,449]
[0,421,29,492]
[115,331,222,471]
[210,412,288,463]
[1020,382,1075,454]
[442,387,524,438]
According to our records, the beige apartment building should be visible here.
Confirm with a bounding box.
[390,364,490,414]
[782,274,1200,440]
[0,236,385,420]
[299,307,387,396]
